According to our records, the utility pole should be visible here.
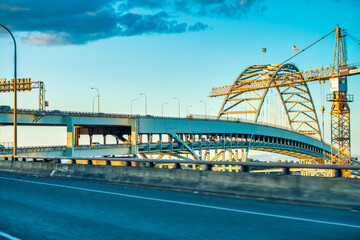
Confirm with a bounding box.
[0,24,17,157]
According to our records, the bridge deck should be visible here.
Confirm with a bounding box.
[0,109,331,159]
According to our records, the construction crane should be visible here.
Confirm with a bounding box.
[209,26,360,177]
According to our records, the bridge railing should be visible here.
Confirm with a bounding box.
[188,114,334,144]
[0,142,13,148]
[1,155,359,178]
[189,114,295,131]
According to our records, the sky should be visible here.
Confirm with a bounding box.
[0,0,360,160]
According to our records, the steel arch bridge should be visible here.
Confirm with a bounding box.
[208,63,331,174]
[216,64,322,140]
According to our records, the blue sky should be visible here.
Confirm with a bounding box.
[0,0,360,159]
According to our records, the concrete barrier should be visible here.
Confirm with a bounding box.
[1,160,359,209]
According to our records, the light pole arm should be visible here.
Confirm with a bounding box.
[131,99,139,115]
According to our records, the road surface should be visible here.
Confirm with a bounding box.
[0,172,359,240]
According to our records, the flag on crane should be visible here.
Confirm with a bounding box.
[262,48,267,53]
[293,45,298,51]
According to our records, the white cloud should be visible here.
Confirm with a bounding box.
[22,33,70,46]
[0,3,29,11]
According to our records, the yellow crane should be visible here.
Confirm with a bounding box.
[209,26,360,177]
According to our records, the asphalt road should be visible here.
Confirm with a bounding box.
[0,172,359,240]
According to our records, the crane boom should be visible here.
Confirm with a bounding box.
[209,64,360,97]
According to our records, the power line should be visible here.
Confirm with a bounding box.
[347,33,360,45]
[281,29,336,65]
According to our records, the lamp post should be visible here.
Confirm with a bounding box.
[140,93,147,115]
[92,96,97,113]
[162,102,168,117]
[131,98,139,115]
[208,107,214,118]
[91,87,100,113]
[0,24,17,157]
[173,97,180,118]
[187,105,192,117]
[200,100,207,119]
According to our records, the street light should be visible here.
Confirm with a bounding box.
[92,96,97,113]
[0,24,17,157]
[187,105,192,117]
[162,102,168,117]
[91,87,100,113]
[200,100,207,119]
[131,98,139,115]
[208,107,214,118]
[140,93,147,115]
[173,97,180,118]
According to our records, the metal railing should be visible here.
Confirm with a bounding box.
[0,108,133,118]
[0,142,13,148]
[1,155,359,178]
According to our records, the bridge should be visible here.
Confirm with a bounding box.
[0,108,330,160]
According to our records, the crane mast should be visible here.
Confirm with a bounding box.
[328,26,353,177]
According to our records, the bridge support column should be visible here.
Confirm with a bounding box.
[64,116,74,157]
[74,126,80,146]
[89,134,93,145]
[130,119,138,156]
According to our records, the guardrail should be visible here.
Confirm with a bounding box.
[1,155,359,178]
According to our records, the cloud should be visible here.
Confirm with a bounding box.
[188,22,209,32]
[22,32,71,45]
[0,0,263,45]
[173,0,263,18]
[116,12,188,36]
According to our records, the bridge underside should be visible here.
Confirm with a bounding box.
[3,131,329,162]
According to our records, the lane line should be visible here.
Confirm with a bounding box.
[0,231,21,240]
[1,176,359,229]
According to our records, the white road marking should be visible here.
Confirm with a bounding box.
[1,176,359,229]
[0,231,21,240]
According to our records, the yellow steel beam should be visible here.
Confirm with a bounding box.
[223,111,257,114]
[209,66,335,97]
[210,64,360,98]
